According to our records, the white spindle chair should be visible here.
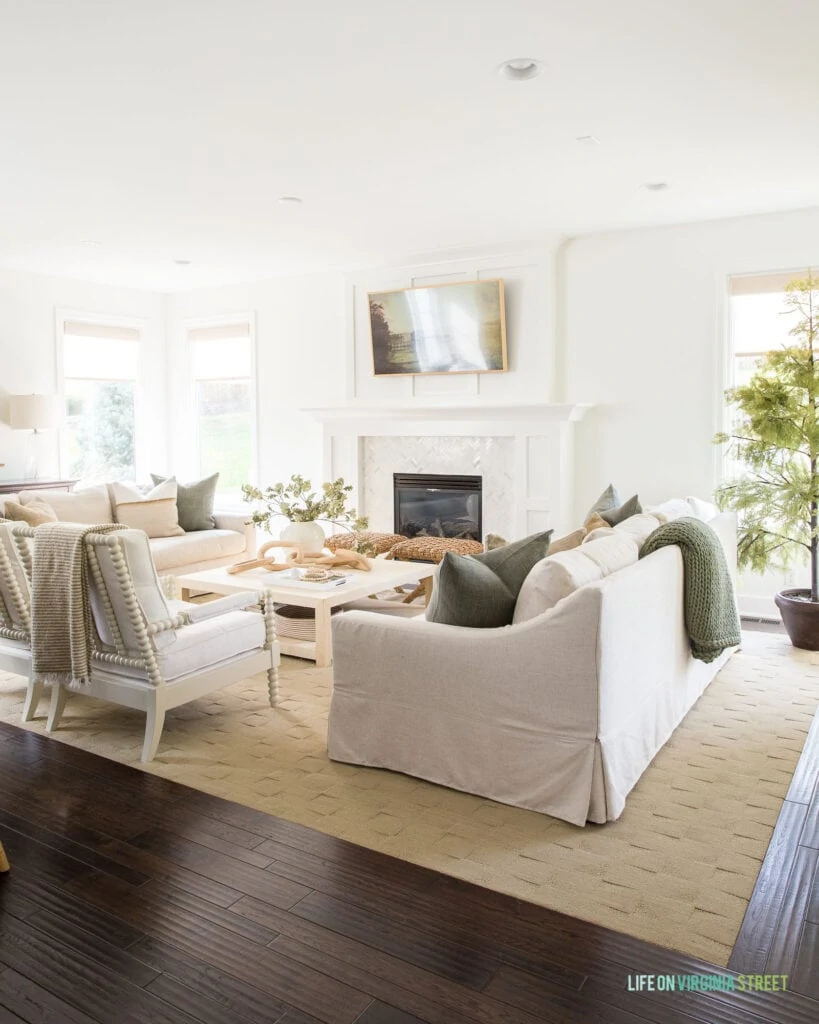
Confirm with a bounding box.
[35,527,280,762]
[0,522,43,721]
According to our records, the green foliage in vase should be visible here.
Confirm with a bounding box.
[715,273,819,601]
[242,474,369,533]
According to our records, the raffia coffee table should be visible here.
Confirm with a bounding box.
[176,558,433,668]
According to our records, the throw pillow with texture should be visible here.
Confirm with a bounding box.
[111,478,184,538]
[601,493,642,526]
[2,499,57,527]
[583,512,609,532]
[427,529,553,628]
[585,484,621,520]
[151,472,218,532]
[549,528,586,554]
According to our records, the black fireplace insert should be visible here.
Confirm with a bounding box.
[393,473,482,541]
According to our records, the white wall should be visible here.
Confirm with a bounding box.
[164,272,347,491]
[347,242,562,404]
[562,205,819,614]
[0,267,165,482]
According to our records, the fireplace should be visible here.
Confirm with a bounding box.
[393,473,482,541]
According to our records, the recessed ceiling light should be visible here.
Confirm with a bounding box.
[173,259,191,265]
[576,135,601,145]
[277,196,303,205]
[497,58,543,82]
[79,239,101,246]
[643,182,669,192]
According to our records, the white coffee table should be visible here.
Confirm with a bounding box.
[176,558,433,668]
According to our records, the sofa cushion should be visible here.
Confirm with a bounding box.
[151,472,218,532]
[21,485,111,524]
[513,534,639,623]
[427,530,552,628]
[111,478,184,538]
[600,493,642,526]
[149,529,246,572]
[2,499,57,527]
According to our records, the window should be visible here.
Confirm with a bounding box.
[188,320,255,504]
[61,320,141,483]
[727,271,811,473]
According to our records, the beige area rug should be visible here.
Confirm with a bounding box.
[1,630,817,967]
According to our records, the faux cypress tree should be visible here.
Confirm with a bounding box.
[715,273,819,605]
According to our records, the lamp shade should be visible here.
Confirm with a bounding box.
[9,393,62,430]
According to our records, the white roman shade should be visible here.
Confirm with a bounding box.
[62,321,142,342]
[730,270,812,295]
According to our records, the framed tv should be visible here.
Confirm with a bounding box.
[368,278,507,376]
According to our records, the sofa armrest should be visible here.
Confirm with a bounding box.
[213,511,255,553]
[331,585,604,734]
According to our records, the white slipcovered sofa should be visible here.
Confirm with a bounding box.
[328,507,738,826]
[0,486,254,576]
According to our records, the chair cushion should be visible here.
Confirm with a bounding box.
[98,609,264,682]
[21,485,112,524]
[149,529,246,572]
[151,473,218,532]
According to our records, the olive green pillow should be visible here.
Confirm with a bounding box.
[601,494,642,526]
[151,472,219,532]
[427,530,553,628]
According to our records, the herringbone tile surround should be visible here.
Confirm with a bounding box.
[1,630,816,966]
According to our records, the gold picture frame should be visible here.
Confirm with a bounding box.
[368,278,507,377]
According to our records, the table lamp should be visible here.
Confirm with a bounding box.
[9,393,62,479]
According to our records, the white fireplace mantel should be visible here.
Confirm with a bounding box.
[304,403,594,538]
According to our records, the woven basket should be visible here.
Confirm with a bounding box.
[325,531,407,555]
[389,536,484,563]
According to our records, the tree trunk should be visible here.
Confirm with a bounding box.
[812,498,819,602]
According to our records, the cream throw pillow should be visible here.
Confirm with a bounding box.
[3,499,58,527]
[513,534,640,623]
[110,479,184,538]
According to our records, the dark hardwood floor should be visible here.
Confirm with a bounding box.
[0,712,817,1024]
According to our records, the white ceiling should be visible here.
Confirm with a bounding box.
[2,0,818,290]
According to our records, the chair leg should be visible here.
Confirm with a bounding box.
[22,678,45,722]
[267,657,279,707]
[142,700,166,762]
[47,684,68,732]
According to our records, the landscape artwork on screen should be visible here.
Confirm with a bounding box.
[368,279,507,376]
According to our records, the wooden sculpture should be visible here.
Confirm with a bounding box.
[227,539,372,576]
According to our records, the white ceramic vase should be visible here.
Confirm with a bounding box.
[280,519,326,557]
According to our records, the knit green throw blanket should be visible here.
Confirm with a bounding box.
[639,517,740,663]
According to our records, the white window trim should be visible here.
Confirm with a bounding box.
[185,312,258,500]
[55,307,148,482]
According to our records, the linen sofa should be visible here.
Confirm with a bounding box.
[0,486,254,576]
[328,508,738,826]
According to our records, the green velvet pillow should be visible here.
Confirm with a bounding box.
[427,530,553,628]
[151,472,219,532]
[585,483,622,520]
[601,494,642,526]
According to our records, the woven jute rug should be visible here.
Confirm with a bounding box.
[1,630,816,966]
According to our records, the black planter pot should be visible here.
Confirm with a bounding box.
[774,588,819,650]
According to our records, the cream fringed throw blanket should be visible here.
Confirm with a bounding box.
[31,522,126,688]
